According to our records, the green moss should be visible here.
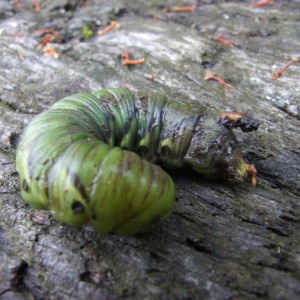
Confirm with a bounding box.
[81,26,94,40]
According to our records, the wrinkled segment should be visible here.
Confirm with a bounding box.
[16,109,97,209]
[134,91,167,162]
[16,88,178,234]
[45,136,174,234]
[93,89,138,148]
[47,139,110,226]
[159,100,200,168]
[90,148,175,235]
[184,116,247,181]
[52,92,120,146]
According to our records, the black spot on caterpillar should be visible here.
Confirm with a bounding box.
[16,88,259,235]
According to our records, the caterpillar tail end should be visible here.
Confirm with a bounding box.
[236,159,257,186]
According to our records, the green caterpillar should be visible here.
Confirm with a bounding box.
[16,88,259,235]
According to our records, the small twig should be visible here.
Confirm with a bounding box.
[120,51,145,66]
[17,51,25,61]
[204,71,236,89]
[38,35,55,48]
[122,58,145,66]
[32,0,41,12]
[80,0,88,8]
[251,0,274,8]
[218,112,260,132]
[13,33,29,38]
[43,46,59,59]
[36,30,60,48]
[34,29,60,36]
[172,6,195,12]
[98,21,120,36]
[13,0,23,9]
[272,57,298,80]
[218,112,246,121]
[215,36,235,48]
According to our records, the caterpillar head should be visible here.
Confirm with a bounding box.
[184,116,252,183]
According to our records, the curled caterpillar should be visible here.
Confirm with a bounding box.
[16,88,259,235]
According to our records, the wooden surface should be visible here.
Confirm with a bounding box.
[0,1,299,299]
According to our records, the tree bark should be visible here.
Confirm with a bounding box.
[0,1,299,299]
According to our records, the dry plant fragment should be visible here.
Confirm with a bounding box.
[36,30,60,48]
[33,0,41,12]
[31,212,50,225]
[218,112,260,132]
[219,112,246,121]
[14,0,42,11]
[215,36,235,48]
[272,57,298,80]
[13,0,23,9]
[172,6,195,12]
[151,72,156,81]
[80,0,88,8]
[43,46,59,59]
[252,0,274,8]
[205,71,236,89]
[122,58,145,66]
[98,21,120,36]
[18,51,25,61]
[13,33,29,38]
[35,29,60,36]
[121,52,145,66]
[38,35,55,48]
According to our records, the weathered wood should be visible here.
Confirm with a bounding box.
[0,1,299,299]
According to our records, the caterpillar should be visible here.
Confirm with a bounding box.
[16,88,259,235]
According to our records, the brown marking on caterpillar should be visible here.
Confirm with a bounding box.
[71,173,88,200]
[71,201,85,214]
[45,186,49,198]
[138,146,148,156]
[22,179,29,192]
[43,159,50,165]
[159,176,168,198]
[161,145,171,156]
[142,161,154,202]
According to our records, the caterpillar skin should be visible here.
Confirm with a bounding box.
[16,88,254,235]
